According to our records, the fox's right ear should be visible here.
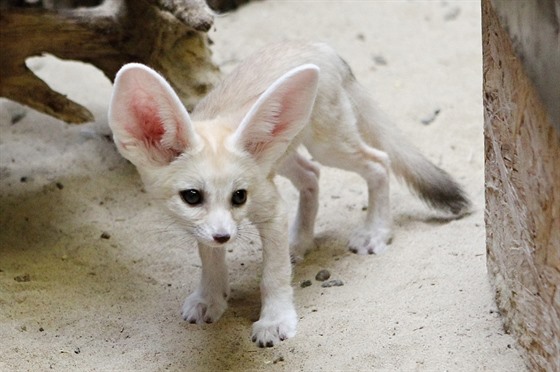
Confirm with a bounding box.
[229,64,320,172]
[108,63,200,168]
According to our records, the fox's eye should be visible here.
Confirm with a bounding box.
[231,189,247,206]
[180,189,203,206]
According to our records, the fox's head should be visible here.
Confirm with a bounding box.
[108,63,319,248]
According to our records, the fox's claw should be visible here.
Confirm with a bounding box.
[251,310,297,347]
[182,291,228,324]
[348,227,392,255]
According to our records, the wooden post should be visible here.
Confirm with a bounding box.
[483,0,560,370]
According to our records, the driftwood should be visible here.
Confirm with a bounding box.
[0,0,220,123]
[206,0,253,12]
[483,0,560,370]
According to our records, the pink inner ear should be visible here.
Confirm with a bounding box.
[126,92,165,145]
[270,96,299,137]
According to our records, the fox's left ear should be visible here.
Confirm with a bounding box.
[230,64,320,171]
[108,63,201,170]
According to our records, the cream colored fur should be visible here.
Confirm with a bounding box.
[108,41,470,347]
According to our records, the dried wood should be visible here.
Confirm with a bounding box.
[0,0,220,123]
[206,0,253,12]
[483,0,560,370]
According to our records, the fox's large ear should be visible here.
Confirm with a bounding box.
[230,64,319,171]
[108,63,200,169]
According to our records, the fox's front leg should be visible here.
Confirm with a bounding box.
[182,245,229,324]
[251,213,297,347]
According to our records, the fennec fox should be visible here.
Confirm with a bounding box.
[108,41,470,347]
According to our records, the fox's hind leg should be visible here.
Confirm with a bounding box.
[345,145,393,254]
[307,139,392,255]
[278,152,320,263]
[305,80,394,254]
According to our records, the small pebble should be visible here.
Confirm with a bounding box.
[273,355,284,364]
[315,269,331,282]
[55,182,64,190]
[444,7,461,21]
[321,279,344,288]
[100,232,111,239]
[421,109,441,125]
[300,280,312,288]
[373,55,388,66]
[14,273,31,282]
[10,109,26,124]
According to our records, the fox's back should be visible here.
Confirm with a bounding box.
[192,41,350,121]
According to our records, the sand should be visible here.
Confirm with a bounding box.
[0,1,527,370]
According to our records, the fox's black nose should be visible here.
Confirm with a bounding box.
[213,234,230,244]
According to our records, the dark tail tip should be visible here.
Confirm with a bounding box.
[415,166,472,216]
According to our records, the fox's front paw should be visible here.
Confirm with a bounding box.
[348,227,392,255]
[251,308,298,348]
[181,290,228,324]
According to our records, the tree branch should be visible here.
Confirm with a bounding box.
[0,0,220,123]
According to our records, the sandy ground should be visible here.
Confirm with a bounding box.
[0,1,527,371]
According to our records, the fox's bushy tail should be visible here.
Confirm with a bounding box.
[349,83,471,216]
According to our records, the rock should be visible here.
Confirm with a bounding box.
[315,269,331,282]
[321,279,344,288]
